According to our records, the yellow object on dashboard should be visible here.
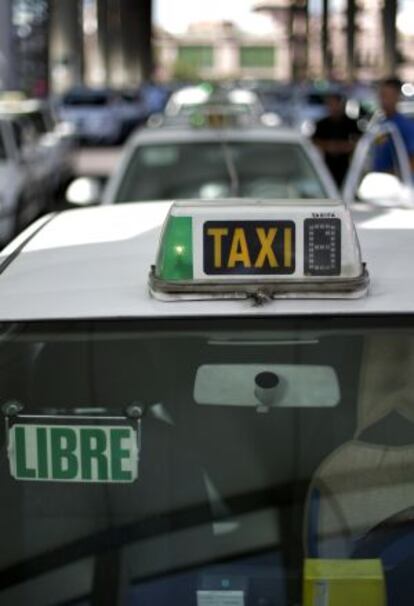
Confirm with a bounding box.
[303,559,386,606]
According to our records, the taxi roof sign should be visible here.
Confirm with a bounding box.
[149,199,369,301]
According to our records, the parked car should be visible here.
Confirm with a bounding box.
[58,87,125,145]
[66,122,338,207]
[116,89,150,141]
[0,115,52,245]
[0,98,76,198]
[109,127,336,205]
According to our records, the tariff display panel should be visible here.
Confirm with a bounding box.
[304,218,341,276]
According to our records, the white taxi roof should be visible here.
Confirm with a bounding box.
[128,126,308,146]
[0,202,412,321]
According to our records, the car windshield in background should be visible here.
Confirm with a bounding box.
[306,93,326,106]
[115,141,328,202]
[120,91,140,103]
[0,317,413,605]
[63,93,111,107]
[22,111,49,136]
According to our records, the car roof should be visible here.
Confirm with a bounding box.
[0,202,413,321]
[128,126,306,146]
[0,99,45,115]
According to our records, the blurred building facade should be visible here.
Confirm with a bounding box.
[307,0,414,82]
[155,0,414,83]
[3,0,414,95]
[154,20,289,81]
[0,0,16,90]
[0,0,49,96]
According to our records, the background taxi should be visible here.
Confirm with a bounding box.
[67,121,338,207]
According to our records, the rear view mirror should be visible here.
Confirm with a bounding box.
[194,364,340,410]
[65,177,102,206]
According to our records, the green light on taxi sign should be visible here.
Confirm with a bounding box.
[8,424,138,483]
[190,112,206,128]
[156,216,193,281]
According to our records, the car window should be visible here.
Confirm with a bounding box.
[0,317,412,605]
[15,117,40,147]
[11,120,23,150]
[63,92,111,107]
[0,126,7,161]
[24,110,49,136]
[306,93,326,106]
[114,141,329,202]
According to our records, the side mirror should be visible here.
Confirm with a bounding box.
[358,173,404,202]
[65,177,102,207]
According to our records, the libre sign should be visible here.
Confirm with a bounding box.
[8,424,138,483]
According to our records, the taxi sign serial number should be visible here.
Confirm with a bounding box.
[8,424,138,483]
[203,221,295,275]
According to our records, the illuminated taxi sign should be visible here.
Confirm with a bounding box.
[204,221,295,275]
[189,105,251,129]
[150,200,369,300]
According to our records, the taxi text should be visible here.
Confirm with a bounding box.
[203,221,295,274]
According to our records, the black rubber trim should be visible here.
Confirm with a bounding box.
[0,212,59,276]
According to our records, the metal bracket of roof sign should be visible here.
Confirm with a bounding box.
[149,265,370,303]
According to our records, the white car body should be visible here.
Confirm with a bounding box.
[164,87,264,119]
[0,200,412,320]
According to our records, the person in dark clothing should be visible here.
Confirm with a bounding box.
[313,93,361,187]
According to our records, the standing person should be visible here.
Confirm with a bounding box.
[313,93,362,187]
[374,77,414,174]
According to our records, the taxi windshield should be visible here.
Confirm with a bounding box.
[114,141,329,202]
[0,316,413,605]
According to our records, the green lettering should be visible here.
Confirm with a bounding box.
[80,429,108,481]
[51,428,78,479]
[36,427,48,479]
[15,427,36,479]
[110,429,132,481]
